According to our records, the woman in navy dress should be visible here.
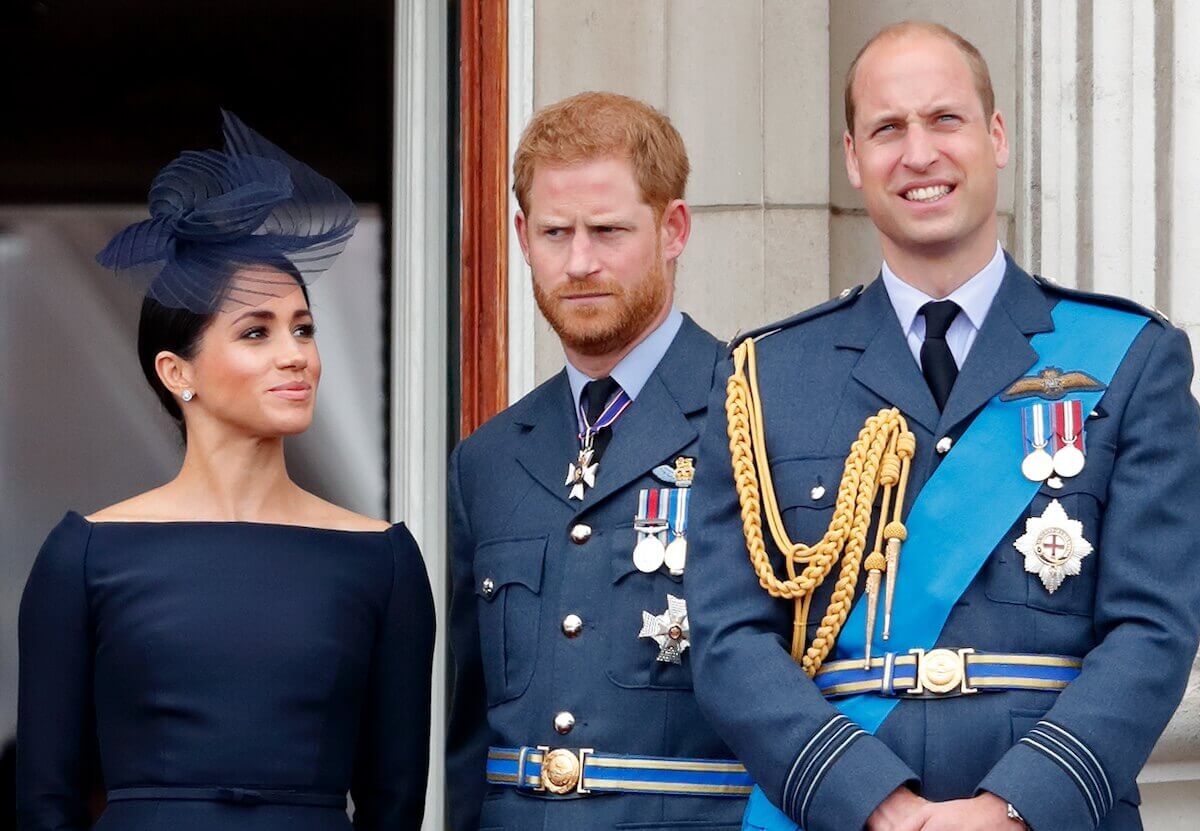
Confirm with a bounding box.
[17,113,434,830]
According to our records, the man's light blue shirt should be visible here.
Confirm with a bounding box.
[880,241,1006,369]
[565,306,683,431]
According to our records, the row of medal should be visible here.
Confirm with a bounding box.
[632,486,690,575]
[1020,399,1087,485]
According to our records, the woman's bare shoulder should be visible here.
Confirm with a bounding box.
[86,488,179,523]
[297,492,392,532]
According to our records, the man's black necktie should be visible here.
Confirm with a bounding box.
[582,376,622,464]
[920,300,961,411]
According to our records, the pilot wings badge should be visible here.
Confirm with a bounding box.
[1001,366,1106,402]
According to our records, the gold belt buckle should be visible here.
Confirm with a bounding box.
[907,648,978,696]
[535,746,593,795]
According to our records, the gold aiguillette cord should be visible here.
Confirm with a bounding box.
[725,336,916,677]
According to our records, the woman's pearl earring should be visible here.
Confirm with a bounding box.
[181,389,195,402]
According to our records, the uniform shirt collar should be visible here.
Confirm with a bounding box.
[880,241,1006,336]
[565,306,683,416]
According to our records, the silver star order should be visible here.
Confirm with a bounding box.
[639,594,690,664]
[1013,498,1093,594]
[565,447,598,500]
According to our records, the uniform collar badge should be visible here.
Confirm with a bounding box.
[1013,498,1093,593]
[639,594,690,664]
[1001,366,1106,402]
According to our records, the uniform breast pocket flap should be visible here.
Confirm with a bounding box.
[770,455,842,542]
[474,535,547,705]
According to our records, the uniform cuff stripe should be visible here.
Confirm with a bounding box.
[1027,727,1109,816]
[798,728,865,828]
[1036,720,1113,807]
[1019,737,1101,826]
[782,713,868,825]
[783,714,849,814]
[789,720,858,818]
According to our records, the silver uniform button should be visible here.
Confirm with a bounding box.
[810,485,826,501]
[481,577,495,598]
[936,436,953,455]
[570,523,592,544]
[554,711,576,734]
[562,614,583,637]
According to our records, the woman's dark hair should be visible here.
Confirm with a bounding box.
[136,261,308,441]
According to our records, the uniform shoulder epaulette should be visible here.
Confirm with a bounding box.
[727,285,865,350]
[1032,275,1170,325]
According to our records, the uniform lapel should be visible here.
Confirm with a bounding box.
[513,372,585,509]
[838,279,942,435]
[578,316,718,511]
[937,259,1055,436]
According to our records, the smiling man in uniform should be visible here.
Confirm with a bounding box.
[688,21,1200,831]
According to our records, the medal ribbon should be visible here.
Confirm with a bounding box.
[670,487,691,541]
[636,488,671,537]
[656,488,670,542]
[578,389,633,444]
[1020,402,1049,456]
[1052,399,1085,453]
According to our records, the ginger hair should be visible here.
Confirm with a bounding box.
[513,91,689,218]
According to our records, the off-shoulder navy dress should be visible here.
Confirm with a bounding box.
[17,511,435,831]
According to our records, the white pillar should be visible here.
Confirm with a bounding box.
[1014,0,1037,270]
[393,3,449,828]
[1091,0,1157,303]
[1037,0,1080,286]
[1171,0,1200,400]
[508,0,537,402]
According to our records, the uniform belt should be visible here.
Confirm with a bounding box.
[106,786,346,808]
[815,649,1083,699]
[486,746,753,798]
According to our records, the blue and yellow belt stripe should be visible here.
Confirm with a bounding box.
[486,746,753,797]
[814,651,1082,698]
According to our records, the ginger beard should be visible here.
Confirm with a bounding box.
[533,236,669,357]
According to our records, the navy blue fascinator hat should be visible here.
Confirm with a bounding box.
[97,111,357,313]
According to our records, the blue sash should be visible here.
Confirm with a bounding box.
[743,299,1148,830]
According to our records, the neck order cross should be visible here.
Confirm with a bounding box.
[565,381,632,501]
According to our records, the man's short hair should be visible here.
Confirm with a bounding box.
[844,21,996,135]
[513,91,690,218]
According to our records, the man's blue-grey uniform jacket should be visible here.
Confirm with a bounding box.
[688,258,1200,831]
[447,315,748,831]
